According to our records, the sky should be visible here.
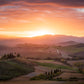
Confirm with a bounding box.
[0,0,84,38]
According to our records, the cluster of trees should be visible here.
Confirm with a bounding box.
[30,69,62,80]
[1,53,21,59]
[44,69,61,80]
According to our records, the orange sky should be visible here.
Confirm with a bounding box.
[0,0,84,38]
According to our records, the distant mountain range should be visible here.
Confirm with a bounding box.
[0,35,84,46]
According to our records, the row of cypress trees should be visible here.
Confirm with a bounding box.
[1,53,20,59]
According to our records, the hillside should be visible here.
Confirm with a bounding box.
[60,43,84,59]
[58,41,79,46]
[0,58,34,81]
[0,35,84,46]
[0,44,62,59]
[0,45,9,50]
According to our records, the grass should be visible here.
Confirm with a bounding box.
[30,72,62,80]
[36,62,73,70]
[43,60,54,62]
[0,59,34,81]
[60,46,84,54]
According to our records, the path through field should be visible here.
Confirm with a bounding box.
[11,66,52,81]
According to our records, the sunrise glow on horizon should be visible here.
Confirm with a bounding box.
[0,0,84,38]
[23,30,55,37]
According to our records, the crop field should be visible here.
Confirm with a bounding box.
[34,60,67,66]
[57,72,84,79]
[60,44,84,55]
[35,62,73,70]
[67,60,84,66]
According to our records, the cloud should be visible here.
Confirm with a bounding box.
[45,0,84,7]
[0,0,84,24]
[0,0,84,8]
[17,20,32,23]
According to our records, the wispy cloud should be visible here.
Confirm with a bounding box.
[0,0,84,7]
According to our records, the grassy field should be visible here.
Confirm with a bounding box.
[57,72,84,79]
[36,62,73,70]
[67,60,84,66]
[60,44,84,54]
[32,59,68,66]
[0,59,34,81]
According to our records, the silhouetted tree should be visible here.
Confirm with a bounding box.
[50,70,53,75]
[1,53,16,59]
[17,53,20,57]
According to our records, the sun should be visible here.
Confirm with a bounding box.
[25,30,55,37]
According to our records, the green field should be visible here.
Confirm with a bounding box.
[0,59,34,81]
[59,44,84,54]
[36,62,73,70]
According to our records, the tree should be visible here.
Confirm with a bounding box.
[50,70,53,75]
[17,53,20,57]
[1,53,15,59]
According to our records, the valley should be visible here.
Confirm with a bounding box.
[0,43,84,84]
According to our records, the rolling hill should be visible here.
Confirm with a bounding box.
[0,35,84,46]
[0,58,34,80]
[60,43,84,59]
[57,41,79,46]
